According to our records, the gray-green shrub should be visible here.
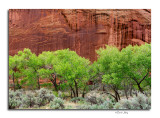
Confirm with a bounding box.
[36,88,54,103]
[9,97,21,109]
[118,93,151,109]
[9,90,22,109]
[50,97,64,109]
[130,93,151,109]
[70,97,85,103]
[65,105,73,109]
[113,102,122,109]
[34,88,55,107]
[21,93,36,108]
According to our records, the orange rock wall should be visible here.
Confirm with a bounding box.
[9,9,151,62]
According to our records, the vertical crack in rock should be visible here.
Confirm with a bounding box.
[9,9,151,62]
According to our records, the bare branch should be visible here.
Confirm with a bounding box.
[139,70,149,84]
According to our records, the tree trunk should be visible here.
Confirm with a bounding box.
[106,92,118,102]
[82,86,86,98]
[118,92,120,100]
[12,73,15,91]
[16,80,21,89]
[124,89,128,99]
[129,85,133,97]
[71,90,73,98]
[54,80,58,91]
[135,90,138,96]
[114,88,120,100]
[123,81,129,99]
[115,97,118,102]
[137,83,144,93]
[102,85,105,91]
[54,74,58,91]
[34,69,40,89]
[74,80,78,97]
[37,76,40,89]
[82,92,85,98]
[50,73,58,91]
[115,92,118,102]
[59,82,61,91]
[70,85,76,97]
[109,85,120,102]
[132,70,149,94]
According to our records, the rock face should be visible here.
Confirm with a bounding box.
[9,9,151,62]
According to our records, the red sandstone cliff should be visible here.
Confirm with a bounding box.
[9,9,151,62]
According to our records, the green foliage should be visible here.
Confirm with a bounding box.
[51,49,91,96]
[53,91,58,97]
[97,45,128,87]
[95,44,151,98]
[41,83,52,88]
[9,44,150,93]
[38,49,91,96]
[59,92,69,99]
[9,55,23,90]
[9,48,43,89]
[9,44,151,109]
[21,50,43,89]
[38,51,56,89]
[121,44,151,89]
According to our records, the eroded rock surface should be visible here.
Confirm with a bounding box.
[9,9,151,62]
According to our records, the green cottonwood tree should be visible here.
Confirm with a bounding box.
[121,43,151,93]
[96,46,124,102]
[51,49,90,97]
[9,55,22,91]
[96,43,151,102]
[18,48,43,89]
[38,51,59,91]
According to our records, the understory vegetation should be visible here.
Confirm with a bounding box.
[9,43,151,109]
[9,88,151,109]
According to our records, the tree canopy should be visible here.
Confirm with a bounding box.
[9,43,151,100]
